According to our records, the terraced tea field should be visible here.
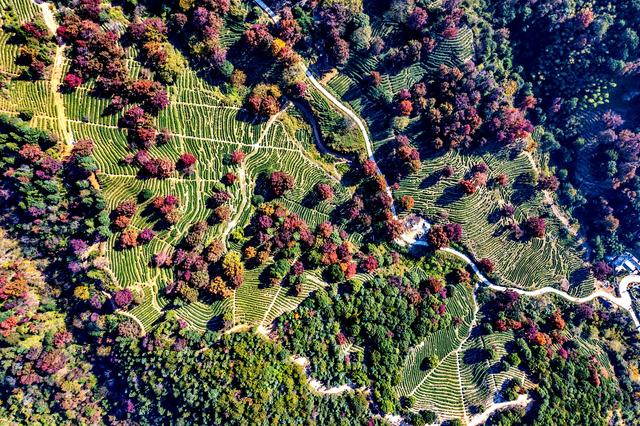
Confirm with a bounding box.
[397,280,608,423]
[320,16,594,296]
[0,0,39,75]
[0,0,60,136]
[393,146,595,295]
[394,279,528,421]
[61,57,350,329]
[325,23,475,142]
[0,0,348,331]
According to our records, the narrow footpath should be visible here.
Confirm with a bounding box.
[35,1,72,150]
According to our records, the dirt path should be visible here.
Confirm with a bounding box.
[522,151,589,248]
[292,356,366,395]
[35,1,72,151]
[468,394,532,426]
[221,110,285,251]
[543,191,573,233]
[253,0,396,216]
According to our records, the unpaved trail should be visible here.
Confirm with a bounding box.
[35,1,72,151]
[467,394,532,426]
[522,151,587,246]
[253,0,397,216]
[543,191,575,235]
[291,356,366,395]
[36,1,57,33]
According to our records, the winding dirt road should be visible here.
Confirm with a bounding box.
[254,0,397,215]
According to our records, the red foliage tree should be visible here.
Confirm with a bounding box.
[442,26,459,39]
[441,165,455,178]
[496,173,509,186]
[122,106,146,128]
[230,150,245,164]
[276,8,302,45]
[144,157,175,178]
[398,99,414,116]
[288,80,307,98]
[399,195,415,211]
[473,171,488,187]
[247,85,281,117]
[425,277,444,293]
[370,71,382,86]
[444,222,463,243]
[36,350,67,375]
[591,261,613,281]
[72,139,94,157]
[332,37,350,65]
[395,135,421,173]
[550,310,566,330]
[244,24,273,50]
[408,7,429,31]
[119,228,139,248]
[362,159,378,177]
[139,228,156,243]
[213,205,231,223]
[385,218,405,240]
[427,225,449,249]
[478,258,495,274]
[148,89,170,111]
[523,216,546,238]
[453,268,471,284]
[361,255,379,272]
[538,174,560,191]
[113,215,131,230]
[576,9,594,29]
[114,288,134,309]
[269,171,295,196]
[223,172,237,186]
[209,190,231,207]
[63,73,83,90]
[502,203,515,217]
[459,179,477,194]
[18,144,44,162]
[178,152,197,174]
[315,183,334,201]
[115,199,137,217]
